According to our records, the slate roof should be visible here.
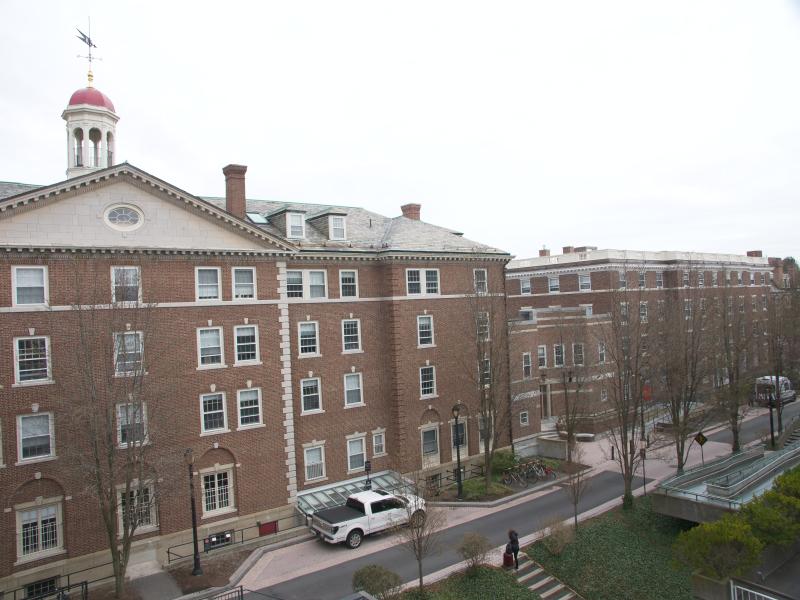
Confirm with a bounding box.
[0,181,41,200]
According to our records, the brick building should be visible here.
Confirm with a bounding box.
[0,80,510,593]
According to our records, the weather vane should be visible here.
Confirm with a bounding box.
[76,18,101,86]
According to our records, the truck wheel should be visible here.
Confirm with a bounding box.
[345,529,363,549]
[410,510,426,528]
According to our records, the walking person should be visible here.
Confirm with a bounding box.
[508,529,520,570]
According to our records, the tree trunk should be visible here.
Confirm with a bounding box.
[113,551,124,598]
[573,505,579,530]
[418,558,424,591]
[731,418,740,453]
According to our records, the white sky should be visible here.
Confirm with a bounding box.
[2,1,799,259]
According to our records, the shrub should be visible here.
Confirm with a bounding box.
[352,564,403,600]
[492,449,516,473]
[542,516,574,556]
[741,490,800,547]
[774,465,800,500]
[457,532,492,575]
[673,514,763,580]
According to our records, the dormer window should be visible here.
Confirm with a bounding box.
[288,213,305,239]
[329,216,346,241]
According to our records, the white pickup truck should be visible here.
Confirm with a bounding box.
[309,489,426,549]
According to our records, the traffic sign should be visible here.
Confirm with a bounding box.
[695,432,707,446]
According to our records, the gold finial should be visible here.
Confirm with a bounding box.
[87,70,94,87]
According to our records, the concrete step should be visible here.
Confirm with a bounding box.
[540,582,567,598]
[529,575,556,591]
[518,566,543,584]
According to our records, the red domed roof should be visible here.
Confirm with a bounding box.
[68,87,116,112]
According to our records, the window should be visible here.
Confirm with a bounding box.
[286,270,327,299]
[299,322,320,356]
[683,271,690,287]
[342,319,361,352]
[474,269,488,294]
[737,272,743,285]
[232,268,256,299]
[598,343,606,364]
[655,271,663,288]
[14,336,51,384]
[420,366,437,397]
[344,373,364,406]
[638,272,646,288]
[309,271,326,298]
[288,213,305,238]
[738,296,745,313]
[237,388,262,428]
[421,428,439,463]
[600,387,608,402]
[373,431,386,456]
[685,299,693,320]
[618,271,626,289]
[196,267,221,301]
[579,274,591,291]
[18,413,53,461]
[537,345,547,368]
[520,411,529,426]
[304,446,325,480]
[17,502,61,559]
[301,377,322,413]
[117,403,147,446]
[762,295,768,311]
[197,327,224,367]
[750,272,756,286]
[347,437,366,472]
[118,484,157,532]
[480,357,491,386]
[452,421,465,449]
[13,266,48,306]
[522,353,532,379]
[329,215,346,240]
[406,269,439,295]
[234,325,260,364]
[519,309,534,321]
[112,266,141,303]
[339,270,358,298]
[200,393,227,433]
[639,301,648,323]
[573,343,584,366]
[713,271,719,286]
[520,278,531,295]
[417,315,435,346]
[554,344,564,367]
[698,272,705,287]
[287,270,303,297]
[202,469,233,514]
[476,312,490,341]
[548,276,560,293]
[114,332,144,376]
[620,302,629,324]
[105,204,142,230]
[25,578,59,598]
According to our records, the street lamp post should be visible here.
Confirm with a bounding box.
[452,404,463,501]
[184,448,203,576]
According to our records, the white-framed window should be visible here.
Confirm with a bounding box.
[196,267,221,301]
[118,482,158,534]
[117,403,147,447]
[16,499,63,560]
[522,353,532,379]
[683,271,690,287]
[197,327,225,368]
[232,267,256,299]
[474,269,488,294]
[417,315,435,347]
[600,387,608,402]
[372,430,386,456]
[554,344,565,367]
[344,373,364,407]
[201,466,234,516]
[620,301,629,324]
[287,212,305,238]
[347,436,366,472]
[698,272,705,288]
[618,271,626,289]
[12,266,48,306]
[421,426,440,468]
[286,270,327,299]
[738,296,745,314]
[655,271,663,288]
[112,266,141,303]
[548,276,560,293]
[234,325,260,364]
[480,357,492,386]
[14,336,51,384]
[237,388,263,428]
[298,321,320,356]
[685,298,694,319]
[537,345,547,368]
[476,311,490,341]
[520,278,531,295]
[762,295,768,311]
[200,392,228,433]
[114,331,144,376]
[420,366,437,398]
[406,269,440,295]
[598,343,606,364]
[638,271,646,288]
[342,319,362,352]
[520,411,529,426]
[304,445,326,481]
[579,274,591,291]
[17,413,54,462]
[639,301,648,323]
[573,343,584,366]
[301,377,322,413]
[749,272,756,286]
[737,272,743,285]
[339,270,358,298]
[713,271,719,287]
[329,215,346,240]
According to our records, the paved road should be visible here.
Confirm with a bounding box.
[250,470,648,600]
[708,401,800,447]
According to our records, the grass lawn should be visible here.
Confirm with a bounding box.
[526,497,694,600]
[401,566,541,600]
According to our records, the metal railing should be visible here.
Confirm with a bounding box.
[2,580,88,600]
[731,578,794,600]
[425,464,484,496]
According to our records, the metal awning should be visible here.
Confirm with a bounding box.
[296,471,408,515]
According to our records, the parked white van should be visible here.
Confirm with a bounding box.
[753,376,797,406]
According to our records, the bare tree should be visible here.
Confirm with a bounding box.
[765,288,792,441]
[565,443,590,530]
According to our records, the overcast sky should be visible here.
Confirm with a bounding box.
[2,1,799,260]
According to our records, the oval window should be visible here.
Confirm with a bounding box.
[104,204,143,231]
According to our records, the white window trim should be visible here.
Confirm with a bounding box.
[195,267,222,302]
[372,428,387,457]
[520,411,529,427]
[341,319,363,354]
[417,315,435,347]
[329,215,347,241]
[346,434,367,473]
[233,324,261,366]
[420,424,440,469]
[16,412,55,465]
[298,321,321,358]
[537,345,547,368]
[303,443,327,482]
[554,344,565,368]
[111,266,142,304]
[300,377,324,415]
[477,311,491,342]
[339,269,359,298]
[572,343,584,366]
[520,278,532,295]
[287,269,329,299]
[115,480,159,537]
[343,372,365,408]
[405,268,441,296]
[450,418,468,462]
[598,343,606,364]
[12,266,49,307]
[196,327,227,370]
[116,402,149,448]
[473,269,488,294]
[14,496,64,565]
[419,366,438,399]
[236,388,264,430]
[113,331,145,377]
[199,392,229,435]
[13,335,53,387]
[579,274,591,291]
[522,352,532,379]
[287,212,306,239]
[231,267,257,301]
[548,276,560,293]
[198,463,236,518]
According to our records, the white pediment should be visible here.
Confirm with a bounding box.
[0,178,285,253]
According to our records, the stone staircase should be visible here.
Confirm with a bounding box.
[784,426,800,447]
[513,553,583,599]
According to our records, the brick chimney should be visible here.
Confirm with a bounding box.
[562,246,574,255]
[539,248,550,257]
[223,164,247,219]
[746,250,763,258]
[401,203,421,220]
